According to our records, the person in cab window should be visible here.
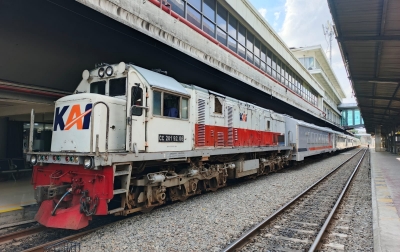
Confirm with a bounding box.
[163,95,179,118]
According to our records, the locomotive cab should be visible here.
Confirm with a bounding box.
[51,62,192,154]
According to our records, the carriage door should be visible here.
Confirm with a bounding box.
[126,72,146,153]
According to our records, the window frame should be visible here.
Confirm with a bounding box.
[152,89,190,120]
[212,95,225,117]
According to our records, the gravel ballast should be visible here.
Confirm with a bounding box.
[79,149,360,251]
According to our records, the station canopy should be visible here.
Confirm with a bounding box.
[328,0,400,134]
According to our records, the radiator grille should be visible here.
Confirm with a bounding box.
[227,106,233,146]
[217,132,224,147]
[197,99,206,146]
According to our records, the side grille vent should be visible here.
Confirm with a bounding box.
[197,99,206,146]
[227,106,233,146]
[217,132,224,147]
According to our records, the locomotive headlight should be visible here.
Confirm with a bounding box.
[30,155,37,165]
[98,67,105,78]
[105,66,113,76]
[84,157,94,169]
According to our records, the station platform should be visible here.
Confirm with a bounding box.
[371,149,400,251]
[0,177,35,213]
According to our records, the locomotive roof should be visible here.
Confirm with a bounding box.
[130,65,190,96]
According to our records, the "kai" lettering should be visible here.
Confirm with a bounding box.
[53,104,92,131]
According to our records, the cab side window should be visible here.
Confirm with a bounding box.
[152,90,189,119]
[131,86,143,116]
[181,98,189,119]
[153,91,162,115]
[163,93,180,118]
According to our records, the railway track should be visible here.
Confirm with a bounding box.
[0,215,124,252]
[223,148,367,251]
[0,226,45,246]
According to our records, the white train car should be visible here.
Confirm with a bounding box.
[284,116,336,161]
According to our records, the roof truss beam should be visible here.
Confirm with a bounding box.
[359,105,400,112]
[357,96,400,102]
[352,77,400,83]
[337,35,400,42]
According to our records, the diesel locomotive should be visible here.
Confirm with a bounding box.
[28,62,360,229]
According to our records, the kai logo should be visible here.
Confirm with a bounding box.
[53,104,92,131]
[240,113,247,122]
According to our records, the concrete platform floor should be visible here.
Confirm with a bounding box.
[0,177,36,213]
[371,149,400,252]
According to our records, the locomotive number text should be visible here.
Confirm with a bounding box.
[159,134,184,142]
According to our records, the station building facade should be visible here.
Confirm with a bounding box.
[291,45,346,127]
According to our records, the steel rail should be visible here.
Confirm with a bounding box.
[22,225,106,252]
[308,148,368,251]
[0,220,36,230]
[222,148,364,252]
[0,226,46,245]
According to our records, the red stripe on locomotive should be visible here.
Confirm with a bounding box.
[195,124,281,147]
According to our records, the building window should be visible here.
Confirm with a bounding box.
[188,0,201,10]
[238,23,246,46]
[216,3,227,30]
[238,44,246,59]
[187,5,201,28]
[203,0,215,21]
[169,0,185,17]
[228,36,237,52]
[354,110,361,125]
[299,57,315,70]
[228,15,237,39]
[163,0,318,108]
[348,110,353,125]
[217,27,227,45]
[203,17,215,37]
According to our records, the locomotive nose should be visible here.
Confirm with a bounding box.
[35,200,90,230]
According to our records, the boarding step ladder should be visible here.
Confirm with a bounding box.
[108,162,132,215]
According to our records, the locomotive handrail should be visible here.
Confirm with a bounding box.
[29,109,35,152]
[130,104,149,112]
[90,101,110,155]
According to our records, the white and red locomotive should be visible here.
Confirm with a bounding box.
[28,62,360,229]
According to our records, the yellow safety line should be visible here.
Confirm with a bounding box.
[0,200,36,208]
[0,206,23,213]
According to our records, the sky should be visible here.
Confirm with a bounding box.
[249,0,356,103]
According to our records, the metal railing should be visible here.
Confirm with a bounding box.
[90,102,110,156]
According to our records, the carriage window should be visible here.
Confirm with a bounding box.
[267,120,270,131]
[181,98,189,119]
[110,78,126,96]
[90,81,106,95]
[131,86,143,116]
[153,91,161,115]
[163,93,180,118]
[214,97,223,113]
